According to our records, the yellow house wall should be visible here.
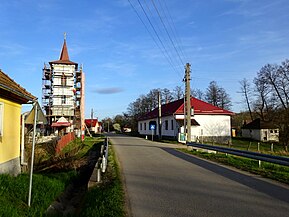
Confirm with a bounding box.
[0,97,21,164]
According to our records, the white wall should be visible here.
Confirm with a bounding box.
[241,129,260,141]
[194,115,231,137]
[138,114,231,139]
[242,128,279,142]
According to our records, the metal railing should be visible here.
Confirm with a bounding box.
[94,137,109,182]
[187,142,289,167]
[101,137,109,173]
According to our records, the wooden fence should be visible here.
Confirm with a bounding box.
[56,132,75,153]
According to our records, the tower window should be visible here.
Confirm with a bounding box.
[61,95,66,104]
[61,74,67,86]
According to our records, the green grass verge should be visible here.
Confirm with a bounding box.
[179,149,289,185]
[225,137,287,156]
[0,136,103,217]
[78,145,126,217]
[0,171,77,216]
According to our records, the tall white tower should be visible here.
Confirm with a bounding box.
[42,36,84,135]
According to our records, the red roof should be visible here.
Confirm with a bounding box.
[51,122,71,127]
[49,39,77,66]
[139,97,234,120]
[85,119,99,127]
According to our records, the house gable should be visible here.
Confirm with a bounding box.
[0,70,36,104]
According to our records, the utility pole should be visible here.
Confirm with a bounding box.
[184,63,192,142]
[91,108,93,131]
[158,91,162,139]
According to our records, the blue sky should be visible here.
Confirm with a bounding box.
[1,0,288,120]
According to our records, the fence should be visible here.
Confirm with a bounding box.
[90,137,109,183]
[56,132,75,153]
[187,142,289,167]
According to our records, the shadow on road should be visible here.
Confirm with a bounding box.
[162,148,289,204]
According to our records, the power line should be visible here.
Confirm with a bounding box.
[157,0,189,61]
[150,0,185,66]
[128,0,184,79]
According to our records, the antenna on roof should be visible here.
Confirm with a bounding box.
[64,32,67,40]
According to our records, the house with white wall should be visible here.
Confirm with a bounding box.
[241,118,279,142]
[138,97,234,143]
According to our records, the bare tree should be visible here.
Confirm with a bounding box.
[218,87,232,110]
[191,88,204,100]
[257,64,287,109]
[162,88,173,104]
[205,81,219,107]
[205,81,231,109]
[239,78,253,121]
[173,85,184,100]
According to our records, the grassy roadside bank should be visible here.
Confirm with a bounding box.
[179,148,289,185]
[78,143,126,217]
[0,137,102,216]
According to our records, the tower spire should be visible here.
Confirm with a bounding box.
[59,33,69,61]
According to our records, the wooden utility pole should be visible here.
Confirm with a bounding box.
[158,91,162,139]
[184,63,192,142]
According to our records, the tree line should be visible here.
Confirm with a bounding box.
[239,59,289,150]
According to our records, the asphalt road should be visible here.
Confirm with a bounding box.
[110,134,289,217]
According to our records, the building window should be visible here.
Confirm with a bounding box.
[0,103,3,136]
[61,74,67,86]
[140,123,142,131]
[165,120,168,130]
[171,120,174,130]
[274,130,278,133]
[144,123,146,131]
[61,95,66,104]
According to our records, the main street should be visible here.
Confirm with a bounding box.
[110,134,289,217]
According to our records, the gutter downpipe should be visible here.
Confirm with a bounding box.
[21,112,28,166]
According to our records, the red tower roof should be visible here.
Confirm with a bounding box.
[49,39,77,66]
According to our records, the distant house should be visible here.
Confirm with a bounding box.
[241,118,279,142]
[85,119,102,133]
[138,97,234,143]
[0,70,36,175]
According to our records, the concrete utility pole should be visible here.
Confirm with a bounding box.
[158,91,162,139]
[184,63,192,142]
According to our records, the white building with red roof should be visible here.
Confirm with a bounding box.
[138,97,234,143]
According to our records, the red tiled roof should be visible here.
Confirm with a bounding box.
[139,97,234,120]
[175,97,234,115]
[49,39,77,66]
[85,119,99,127]
[0,70,36,103]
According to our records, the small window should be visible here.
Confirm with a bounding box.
[171,120,174,130]
[0,103,3,136]
[270,130,273,133]
[140,123,142,131]
[274,130,278,133]
[165,120,168,130]
[61,74,67,86]
[61,95,66,104]
[144,123,146,131]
